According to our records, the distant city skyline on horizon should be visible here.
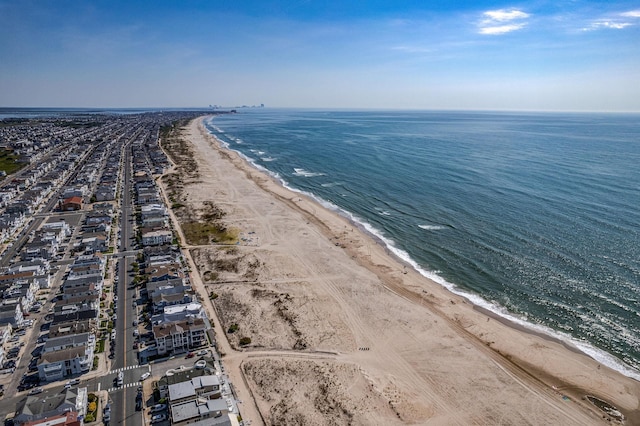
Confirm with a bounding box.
[1,0,639,112]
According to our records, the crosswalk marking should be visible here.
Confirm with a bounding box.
[106,381,141,393]
[107,365,149,374]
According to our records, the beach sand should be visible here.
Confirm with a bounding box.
[160,117,640,425]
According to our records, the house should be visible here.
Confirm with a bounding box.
[0,323,13,345]
[42,332,94,354]
[13,387,87,425]
[60,196,82,211]
[145,263,184,283]
[153,318,207,355]
[38,344,94,381]
[156,358,219,399]
[151,302,205,324]
[80,233,108,253]
[0,302,24,327]
[150,286,194,314]
[20,411,81,426]
[41,220,72,238]
[49,319,95,338]
[141,229,173,246]
[170,399,232,426]
[158,360,236,426]
[20,239,57,261]
[168,375,222,404]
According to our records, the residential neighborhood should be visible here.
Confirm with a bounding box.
[0,111,240,426]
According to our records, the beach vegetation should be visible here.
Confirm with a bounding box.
[182,221,238,245]
[0,148,27,176]
[228,323,239,334]
[204,271,219,282]
[239,336,251,346]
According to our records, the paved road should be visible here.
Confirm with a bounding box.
[109,140,144,426]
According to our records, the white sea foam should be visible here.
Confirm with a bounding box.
[261,157,276,162]
[419,224,446,230]
[293,168,325,177]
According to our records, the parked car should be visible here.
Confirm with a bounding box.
[185,352,194,359]
[151,414,167,423]
[28,387,43,395]
[140,372,150,381]
[66,378,80,386]
[196,349,208,356]
[150,404,167,413]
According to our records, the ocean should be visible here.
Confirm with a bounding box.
[204,109,640,380]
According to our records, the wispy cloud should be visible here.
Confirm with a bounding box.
[479,9,530,35]
[582,10,640,31]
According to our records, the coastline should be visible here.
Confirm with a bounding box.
[171,116,640,425]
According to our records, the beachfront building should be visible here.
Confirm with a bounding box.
[153,318,207,355]
[141,229,173,246]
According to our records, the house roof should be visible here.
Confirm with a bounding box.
[62,196,82,205]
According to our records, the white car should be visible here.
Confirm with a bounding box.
[28,387,43,395]
[196,349,208,356]
[150,404,167,413]
[140,372,150,381]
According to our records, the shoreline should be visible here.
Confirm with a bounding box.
[207,115,640,383]
[178,115,640,424]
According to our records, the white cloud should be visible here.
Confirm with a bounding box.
[479,24,526,35]
[581,9,640,31]
[483,10,529,22]
[479,8,529,35]
[583,20,633,31]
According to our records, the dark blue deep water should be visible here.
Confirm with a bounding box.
[206,109,640,379]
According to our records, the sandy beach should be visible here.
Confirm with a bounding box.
[159,116,640,425]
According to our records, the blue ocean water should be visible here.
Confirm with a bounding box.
[205,109,640,379]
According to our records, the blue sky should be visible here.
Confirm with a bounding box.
[1,0,639,111]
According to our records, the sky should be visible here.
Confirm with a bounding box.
[1,0,639,111]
